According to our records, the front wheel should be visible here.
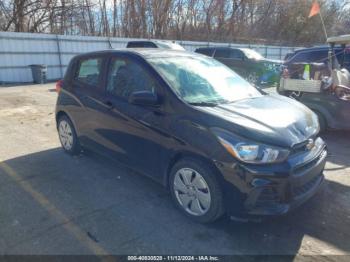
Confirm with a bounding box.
[169,158,225,223]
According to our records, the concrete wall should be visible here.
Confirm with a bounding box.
[0,31,299,83]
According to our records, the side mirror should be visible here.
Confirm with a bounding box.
[129,90,159,106]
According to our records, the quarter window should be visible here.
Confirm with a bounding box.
[107,58,157,100]
[75,58,102,87]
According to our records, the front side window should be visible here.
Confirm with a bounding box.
[229,49,244,59]
[214,49,230,58]
[75,58,102,87]
[107,58,157,100]
[148,55,262,104]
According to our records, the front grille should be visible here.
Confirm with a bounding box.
[293,174,322,197]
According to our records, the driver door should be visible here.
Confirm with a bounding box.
[97,55,169,179]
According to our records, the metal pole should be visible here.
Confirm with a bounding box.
[55,34,63,78]
[279,47,282,60]
[107,37,113,49]
[319,12,328,40]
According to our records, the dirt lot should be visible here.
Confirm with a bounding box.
[0,83,349,257]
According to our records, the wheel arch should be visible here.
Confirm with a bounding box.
[55,110,80,135]
[304,103,330,129]
[163,150,224,189]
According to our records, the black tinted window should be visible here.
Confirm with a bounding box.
[229,49,244,59]
[195,48,214,56]
[107,58,157,100]
[309,51,328,63]
[214,48,230,58]
[75,58,102,87]
[289,50,328,64]
[127,42,157,48]
[335,49,350,65]
[289,52,311,63]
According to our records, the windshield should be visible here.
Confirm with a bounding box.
[148,55,262,104]
[241,48,264,60]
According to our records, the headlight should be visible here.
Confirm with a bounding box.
[212,128,290,164]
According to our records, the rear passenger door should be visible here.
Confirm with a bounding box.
[69,55,108,147]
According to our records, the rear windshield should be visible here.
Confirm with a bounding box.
[127,42,157,48]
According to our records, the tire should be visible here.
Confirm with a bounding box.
[169,158,225,223]
[315,111,327,133]
[57,115,81,155]
[246,72,259,85]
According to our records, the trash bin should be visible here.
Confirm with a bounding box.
[29,64,47,84]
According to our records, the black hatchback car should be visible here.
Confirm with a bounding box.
[55,49,327,223]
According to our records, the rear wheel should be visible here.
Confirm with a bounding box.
[57,115,81,155]
[169,158,225,223]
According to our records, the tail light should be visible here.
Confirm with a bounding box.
[56,80,63,93]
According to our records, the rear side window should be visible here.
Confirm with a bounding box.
[75,58,102,87]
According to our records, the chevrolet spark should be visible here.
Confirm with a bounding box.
[55,49,327,223]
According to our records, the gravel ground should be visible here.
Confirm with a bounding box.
[0,83,349,257]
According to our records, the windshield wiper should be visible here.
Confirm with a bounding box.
[188,101,218,107]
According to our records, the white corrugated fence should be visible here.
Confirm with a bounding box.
[0,31,299,83]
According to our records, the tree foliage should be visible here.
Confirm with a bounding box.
[0,0,349,46]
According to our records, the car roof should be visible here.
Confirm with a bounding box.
[73,48,197,60]
[293,45,344,53]
[127,40,175,44]
[196,46,242,51]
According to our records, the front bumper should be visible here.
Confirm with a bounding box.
[218,142,327,217]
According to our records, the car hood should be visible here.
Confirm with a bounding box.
[197,94,319,148]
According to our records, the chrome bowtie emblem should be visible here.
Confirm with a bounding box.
[306,138,315,150]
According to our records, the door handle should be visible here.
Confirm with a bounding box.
[104,101,114,110]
